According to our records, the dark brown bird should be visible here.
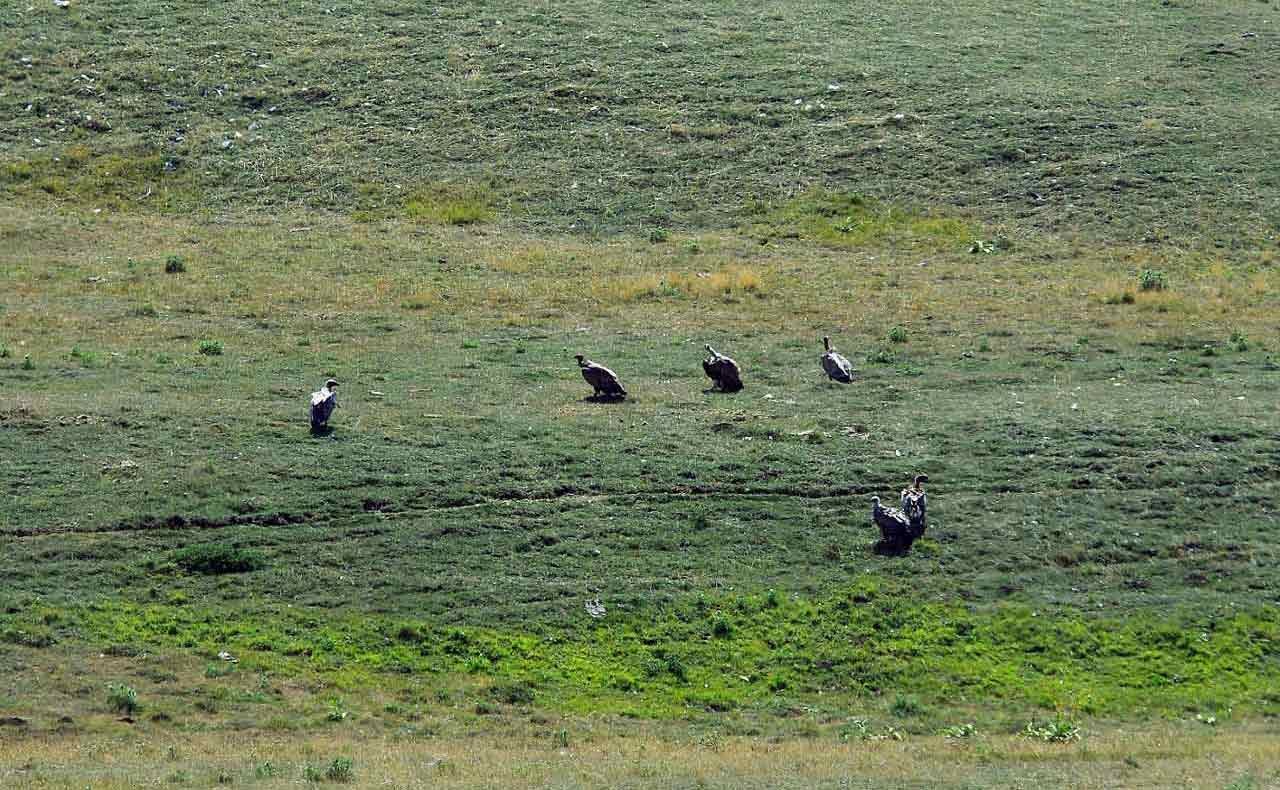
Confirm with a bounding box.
[900,474,929,536]
[702,345,743,392]
[309,378,339,430]
[821,336,854,383]
[575,354,626,399]
[871,495,912,549]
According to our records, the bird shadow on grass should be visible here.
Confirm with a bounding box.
[872,539,915,557]
[310,425,336,437]
[702,388,743,395]
[582,395,629,404]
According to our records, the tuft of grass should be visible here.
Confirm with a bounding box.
[173,544,265,575]
[711,616,734,639]
[1139,269,1169,291]
[866,347,898,365]
[488,682,535,706]
[197,340,224,356]
[887,326,908,343]
[890,693,926,717]
[404,183,493,225]
[597,267,763,304]
[1104,290,1137,305]
[164,255,186,274]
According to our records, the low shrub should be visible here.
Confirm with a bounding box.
[1023,715,1082,742]
[107,683,138,715]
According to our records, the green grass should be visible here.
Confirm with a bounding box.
[2,0,1278,243]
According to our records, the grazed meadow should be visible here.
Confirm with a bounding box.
[2,0,1279,787]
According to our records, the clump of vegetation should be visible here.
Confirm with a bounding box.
[711,616,734,638]
[106,683,139,715]
[325,698,349,722]
[197,340,224,356]
[164,255,186,274]
[647,227,669,243]
[1104,290,1137,305]
[1230,330,1249,352]
[838,718,904,741]
[488,682,535,705]
[0,345,9,359]
[1023,715,1082,742]
[70,346,101,366]
[865,347,898,365]
[303,758,353,783]
[21,355,34,370]
[890,693,926,717]
[969,233,1014,254]
[173,544,265,575]
[1138,269,1168,291]
[887,325,908,343]
[941,723,977,738]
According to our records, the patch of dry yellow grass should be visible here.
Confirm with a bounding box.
[0,725,1275,789]
[1,205,1275,363]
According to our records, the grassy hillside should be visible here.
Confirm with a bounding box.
[2,1,1279,787]
[3,0,1279,239]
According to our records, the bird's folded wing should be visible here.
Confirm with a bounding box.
[310,391,331,406]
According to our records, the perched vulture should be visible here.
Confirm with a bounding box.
[702,345,744,392]
[900,474,929,537]
[820,336,854,383]
[309,378,339,430]
[871,495,912,545]
[575,354,627,399]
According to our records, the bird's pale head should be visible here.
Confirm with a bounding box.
[325,378,339,389]
[914,474,929,486]
[573,354,585,366]
[870,496,880,505]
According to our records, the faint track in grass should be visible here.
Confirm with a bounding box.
[7,476,1275,538]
